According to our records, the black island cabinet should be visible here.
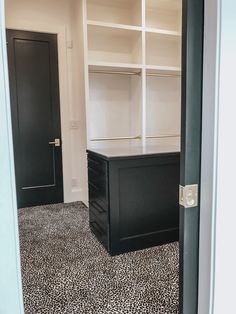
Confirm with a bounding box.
[87,146,180,256]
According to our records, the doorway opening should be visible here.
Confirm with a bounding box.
[3,0,204,313]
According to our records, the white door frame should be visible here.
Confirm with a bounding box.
[203,0,236,313]
[2,0,235,313]
[198,0,220,312]
[199,0,236,313]
[0,0,24,313]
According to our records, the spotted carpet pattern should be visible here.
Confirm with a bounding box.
[18,202,179,314]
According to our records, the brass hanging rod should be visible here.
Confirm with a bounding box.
[90,134,180,141]
[146,73,181,78]
[90,135,142,142]
[89,70,141,76]
[89,70,180,78]
[146,134,181,139]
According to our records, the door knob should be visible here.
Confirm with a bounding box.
[49,138,61,147]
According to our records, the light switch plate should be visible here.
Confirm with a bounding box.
[69,120,80,129]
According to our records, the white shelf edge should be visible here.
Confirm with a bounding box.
[145,27,181,37]
[88,61,144,70]
[87,20,142,32]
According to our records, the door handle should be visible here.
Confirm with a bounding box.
[49,138,61,147]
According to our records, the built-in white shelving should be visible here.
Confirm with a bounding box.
[83,0,182,148]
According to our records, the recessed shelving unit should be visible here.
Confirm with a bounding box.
[83,0,182,148]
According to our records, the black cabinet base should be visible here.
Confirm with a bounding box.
[87,150,180,256]
[110,228,179,256]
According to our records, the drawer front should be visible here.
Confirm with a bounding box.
[88,152,110,250]
[90,212,108,249]
[88,167,107,194]
[88,155,108,205]
[89,199,108,227]
[88,155,107,175]
[88,181,108,205]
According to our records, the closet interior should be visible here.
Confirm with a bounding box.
[83,0,182,149]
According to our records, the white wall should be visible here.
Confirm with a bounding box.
[0,1,24,313]
[200,0,236,313]
[5,0,88,204]
[212,0,236,313]
[198,0,220,313]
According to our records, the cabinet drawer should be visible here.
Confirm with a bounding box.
[88,167,106,189]
[88,155,107,174]
[89,200,108,226]
[88,181,108,205]
[90,214,108,249]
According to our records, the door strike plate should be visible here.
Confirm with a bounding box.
[179,184,198,208]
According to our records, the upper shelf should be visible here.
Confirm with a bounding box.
[87,24,142,65]
[87,20,142,32]
[88,62,142,73]
[146,0,182,32]
[146,32,181,68]
[87,0,142,27]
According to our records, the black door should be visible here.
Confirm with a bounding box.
[7,29,64,208]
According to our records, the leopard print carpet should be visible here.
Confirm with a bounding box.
[18,202,179,314]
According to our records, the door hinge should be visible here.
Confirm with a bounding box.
[179,184,198,208]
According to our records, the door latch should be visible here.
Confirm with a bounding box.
[179,184,198,208]
[49,138,61,147]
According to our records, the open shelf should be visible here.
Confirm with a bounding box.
[146,74,181,138]
[87,20,142,32]
[88,70,142,141]
[87,24,142,64]
[146,32,181,68]
[146,0,182,32]
[87,0,142,27]
[88,62,143,72]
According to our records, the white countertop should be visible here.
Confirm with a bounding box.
[87,144,180,158]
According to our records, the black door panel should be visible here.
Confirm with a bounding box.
[7,30,64,208]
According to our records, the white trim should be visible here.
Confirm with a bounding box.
[6,21,72,203]
[198,0,221,313]
[211,0,236,312]
[0,0,24,312]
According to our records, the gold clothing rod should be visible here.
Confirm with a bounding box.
[89,70,141,76]
[146,73,181,78]
[146,134,181,138]
[90,135,142,142]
